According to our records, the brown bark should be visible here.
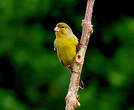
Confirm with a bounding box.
[65,0,95,110]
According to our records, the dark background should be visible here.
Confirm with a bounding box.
[0,0,134,110]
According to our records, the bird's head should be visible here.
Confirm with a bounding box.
[54,22,72,37]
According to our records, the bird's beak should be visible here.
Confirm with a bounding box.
[54,27,60,32]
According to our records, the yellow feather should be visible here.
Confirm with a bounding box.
[54,23,78,66]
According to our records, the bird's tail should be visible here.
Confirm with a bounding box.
[79,80,84,89]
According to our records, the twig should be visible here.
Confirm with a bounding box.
[65,0,95,110]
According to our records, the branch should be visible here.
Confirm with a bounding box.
[65,0,95,110]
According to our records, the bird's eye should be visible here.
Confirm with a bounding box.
[61,26,64,28]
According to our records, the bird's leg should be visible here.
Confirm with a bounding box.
[77,43,81,51]
[67,65,74,73]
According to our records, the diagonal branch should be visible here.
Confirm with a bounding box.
[65,0,95,110]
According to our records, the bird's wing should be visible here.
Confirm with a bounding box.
[54,39,64,65]
[54,39,57,51]
[74,35,78,41]
[72,35,79,46]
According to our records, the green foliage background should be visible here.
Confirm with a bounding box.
[0,0,134,110]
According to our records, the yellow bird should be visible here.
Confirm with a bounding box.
[54,22,84,89]
[54,22,78,67]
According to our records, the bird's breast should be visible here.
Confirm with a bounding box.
[56,37,77,66]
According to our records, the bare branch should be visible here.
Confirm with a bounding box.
[65,0,95,110]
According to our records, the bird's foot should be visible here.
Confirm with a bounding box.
[67,66,74,73]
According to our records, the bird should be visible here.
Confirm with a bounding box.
[54,22,84,89]
[54,22,78,67]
